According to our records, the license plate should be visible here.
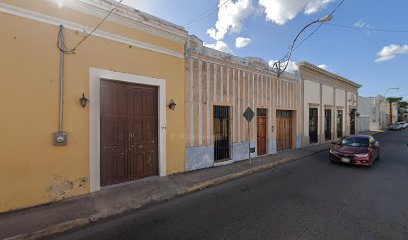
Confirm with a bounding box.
[341,158,350,163]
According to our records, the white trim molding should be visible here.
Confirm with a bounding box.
[52,0,188,43]
[0,2,184,59]
[89,68,167,192]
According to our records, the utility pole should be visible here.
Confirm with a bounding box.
[378,88,399,126]
[387,96,403,125]
[389,101,393,125]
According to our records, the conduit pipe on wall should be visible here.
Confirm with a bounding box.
[59,25,65,132]
[53,25,67,146]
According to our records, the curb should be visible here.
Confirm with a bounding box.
[186,158,293,193]
[186,147,330,193]
[5,218,91,240]
[5,147,330,240]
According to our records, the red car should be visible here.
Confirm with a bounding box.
[329,135,380,167]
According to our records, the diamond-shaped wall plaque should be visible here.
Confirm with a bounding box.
[243,107,254,122]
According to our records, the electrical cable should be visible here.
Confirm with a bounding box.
[183,0,230,27]
[292,0,346,52]
[57,0,123,54]
[325,23,408,33]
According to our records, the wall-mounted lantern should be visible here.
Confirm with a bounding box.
[168,99,176,110]
[79,93,89,108]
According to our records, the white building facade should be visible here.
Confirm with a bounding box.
[298,62,361,146]
[358,96,399,132]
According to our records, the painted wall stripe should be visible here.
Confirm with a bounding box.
[220,66,224,102]
[237,70,241,142]
[232,68,236,142]
[189,59,194,146]
[266,77,268,108]
[279,79,282,107]
[206,62,211,146]
[269,77,272,153]
[198,61,203,146]
[226,67,230,103]
[252,74,256,142]
[213,64,217,102]
[243,72,246,141]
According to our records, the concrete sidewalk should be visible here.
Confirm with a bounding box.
[0,141,354,240]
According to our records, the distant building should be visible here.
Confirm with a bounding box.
[402,112,408,122]
[357,96,398,132]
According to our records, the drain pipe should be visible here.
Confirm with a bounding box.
[54,25,68,146]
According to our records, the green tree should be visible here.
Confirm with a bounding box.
[386,97,403,103]
[386,97,402,124]
[399,101,408,109]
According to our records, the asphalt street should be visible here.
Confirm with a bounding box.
[50,129,408,240]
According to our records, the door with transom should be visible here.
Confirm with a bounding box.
[257,108,267,155]
[100,80,158,187]
[276,110,293,151]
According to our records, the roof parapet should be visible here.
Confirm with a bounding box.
[297,61,362,88]
[187,35,301,80]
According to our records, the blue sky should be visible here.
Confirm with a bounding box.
[120,0,408,100]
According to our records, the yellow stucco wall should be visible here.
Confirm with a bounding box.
[0,1,186,212]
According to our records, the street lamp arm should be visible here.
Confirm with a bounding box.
[273,15,332,77]
[379,87,399,104]
[279,19,320,73]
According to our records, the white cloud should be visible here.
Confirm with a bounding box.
[375,44,408,62]
[207,0,255,40]
[304,0,333,15]
[268,60,298,73]
[235,37,252,48]
[259,0,333,25]
[204,41,233,54]
[353,19,368,28]
[318,64,328,70]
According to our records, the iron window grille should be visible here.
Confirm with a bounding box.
[214,106,231,161]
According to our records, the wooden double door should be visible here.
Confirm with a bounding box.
[276,110,293,151]
[100,80,158,187]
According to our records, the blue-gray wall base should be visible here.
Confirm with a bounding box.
[232,141,256,162]
[186,146,214,171]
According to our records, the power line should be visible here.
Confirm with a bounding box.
[57,0,124,54]
[326,23,408,33]
[183,0,230,28]
[293,0,346,52]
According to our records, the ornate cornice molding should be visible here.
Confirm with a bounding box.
[47,0,188,44]
[297,62,361,89]
[0,2,184,58]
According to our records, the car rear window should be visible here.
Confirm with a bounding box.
[338,137,369,147]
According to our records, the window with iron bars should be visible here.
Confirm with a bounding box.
[214,106,230,161]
